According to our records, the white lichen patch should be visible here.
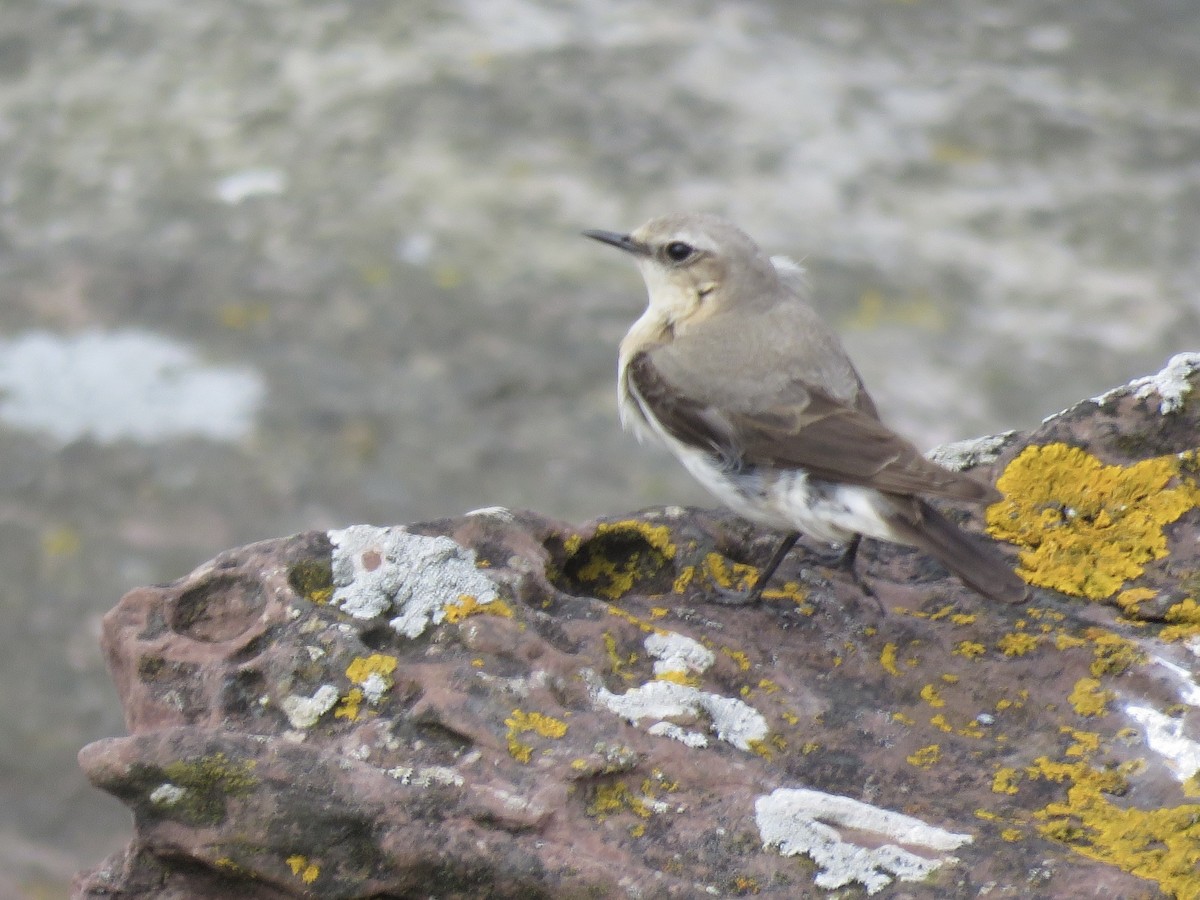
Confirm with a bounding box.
[928,432,1015,471]
[756,787,972,895]
[281,684,340,729]
[1092,351,1200,414]
[149,783,187,806]
[327,525,498,636]
[586,669,768,752]
[645,631,715,678]
[359,671,391,705]
[647,721,709,748]
[464,506,515,521]
[386,765,465,787]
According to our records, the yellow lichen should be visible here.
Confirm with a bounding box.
[655,669,699,687]
[733,875,760,893]
[957,719,986,739]
[587,780,653,820]
[286,855,320,885]
[930,714,953,733]
[505,709,568,763]
[571,521,677,600]
[992,767,1020,795]
[676,551,780,597]
[907,744,941,769]
[1086,630,1144,676]
[1029,757,1200,898]
[346,653,397,684]
[1167,598,1200,623]
[1001,828,1024,842]
[722,647,752,671]
[879,643,901,676]
[1184,772,1200,799]
[333,687,364,720]
[748,738,774,759]
[1117,587,1159,616]
[443,593,514,623]
[953,641,986,659]
[761,580,810,605]
[1061,727,1102,759]
[987,444,1200,599]
[892,712,915,726]
[998,632,1040,657]
[606,604,669,635]
[1055,633,1089,651]
[1068,678,1114,718]
[1162,598,1200,644]
[920,684,946,708]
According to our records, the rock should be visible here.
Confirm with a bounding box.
[75,355,1200,899]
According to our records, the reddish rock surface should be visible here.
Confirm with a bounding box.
[75,356,1200,898]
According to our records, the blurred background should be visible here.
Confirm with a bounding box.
[1,0,1198,894]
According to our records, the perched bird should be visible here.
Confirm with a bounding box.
[584,212,1027,605]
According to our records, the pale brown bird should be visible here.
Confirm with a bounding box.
[584,212,1027,605]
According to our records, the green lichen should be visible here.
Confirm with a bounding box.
[987,444,1200,599]
[287,558,335,604]
[151,752,258,826]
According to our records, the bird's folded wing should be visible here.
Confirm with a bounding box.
[627,351,995,502]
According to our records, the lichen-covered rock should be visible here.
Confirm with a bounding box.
[75,355,1200,898]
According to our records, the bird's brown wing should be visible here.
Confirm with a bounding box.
[627,351,995,502]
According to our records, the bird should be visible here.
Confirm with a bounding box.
[583,212,1028,606]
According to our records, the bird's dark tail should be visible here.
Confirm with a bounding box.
[887,500,1029,605]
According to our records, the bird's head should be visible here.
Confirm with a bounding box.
[584,212,781,331]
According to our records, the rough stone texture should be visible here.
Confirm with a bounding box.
[76,356,1200,898]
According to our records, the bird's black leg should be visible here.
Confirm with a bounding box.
[830,534,886,612]
[832,534,861,573]
[742,531,801,604]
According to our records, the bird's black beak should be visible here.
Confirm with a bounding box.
[582,229,650,256]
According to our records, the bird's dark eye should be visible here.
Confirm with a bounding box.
[664,241,694,262]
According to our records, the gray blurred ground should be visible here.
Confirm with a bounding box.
[0,0,1197,894]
